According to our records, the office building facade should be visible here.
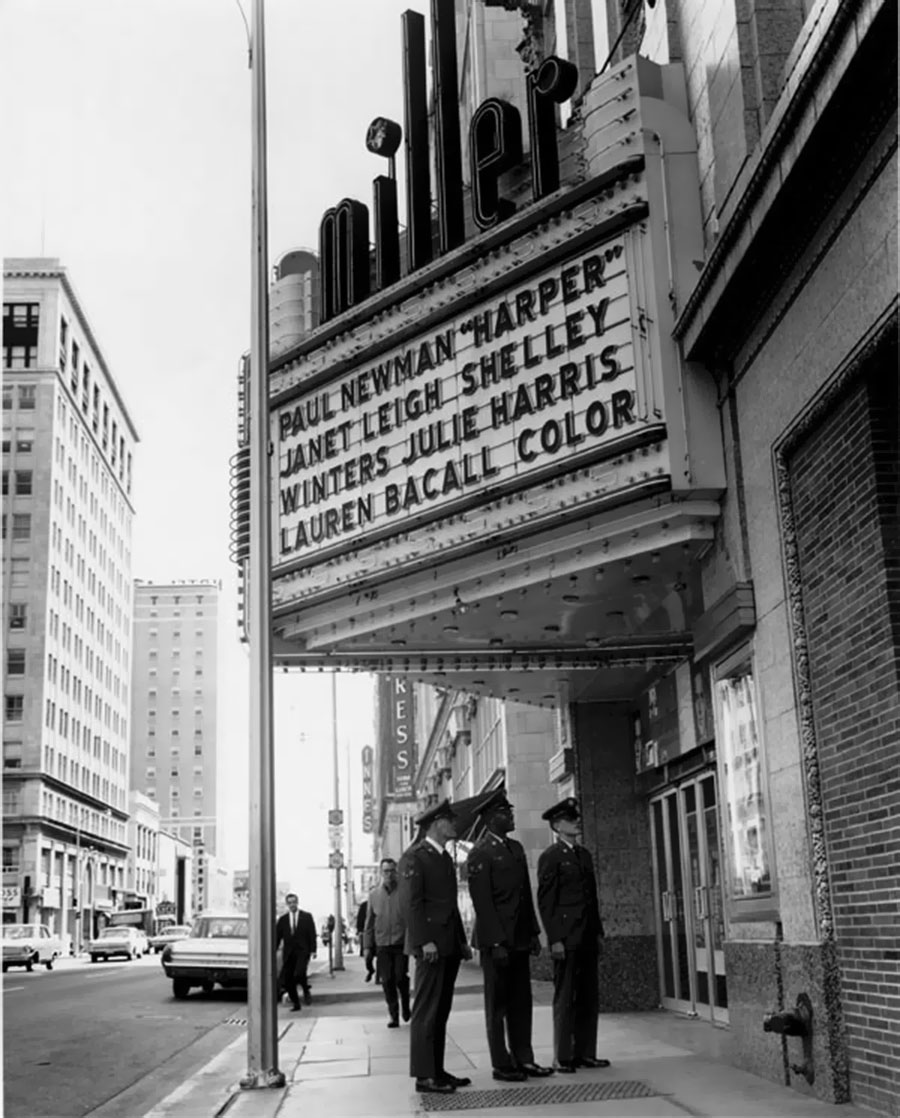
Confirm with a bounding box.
[129,579,220,915]
[2,258,137,945]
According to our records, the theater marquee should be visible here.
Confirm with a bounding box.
[275,232,651,562]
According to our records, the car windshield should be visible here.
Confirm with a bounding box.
[192,917,248,939]
[163,926,192,936]
[4,925,38,939]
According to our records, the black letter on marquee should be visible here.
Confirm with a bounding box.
[318,199,371,323]
[431,0,464,254]
[469,99,522,231]
[527,57,578,199]
[373,176,400,291]
[366,117,403,292]
[402,10,432,272]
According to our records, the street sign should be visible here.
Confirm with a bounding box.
[328,809,343,825]
[328,824,344,847]
[328,851,344,869]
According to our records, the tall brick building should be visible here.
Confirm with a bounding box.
[251,0,896,1110]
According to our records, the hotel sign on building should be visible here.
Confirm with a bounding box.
[267,4,724,708]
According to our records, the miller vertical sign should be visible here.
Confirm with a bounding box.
[377,676,416,801]
[318,0,578,322]
[361,746,374,833]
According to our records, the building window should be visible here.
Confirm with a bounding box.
[3,742,23,769]
[16,436,33,453]
[14,470,32,495]
[714,649,776,918]
[9,559,29,588]
[3,303,39,369]
[11,514,31,540]
[9,603,27,630]
[5,695,24,722]
[18,386,36,410]
[6,649,25,676]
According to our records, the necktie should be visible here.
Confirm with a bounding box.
[291,912,296,933]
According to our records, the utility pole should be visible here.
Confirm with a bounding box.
[241,0,283,1091]
[345,733,354,932]
[331,672,344,971]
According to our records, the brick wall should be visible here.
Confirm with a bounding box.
[787,363,900,1114]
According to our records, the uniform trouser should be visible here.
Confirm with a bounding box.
[481,949,535,1070]
[376,944,410,1022]
[409,954,461,1079]
[552,946,599,1062]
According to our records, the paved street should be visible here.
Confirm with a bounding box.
[3,955,245,1118]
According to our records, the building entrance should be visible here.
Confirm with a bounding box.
[650,771,728,1024]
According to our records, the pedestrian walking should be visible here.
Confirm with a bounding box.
[399,798,473,1095]
[275,892,317,1010]
[467,789,554,1082]
[363,857,411,1027]
[537,797,610,1072]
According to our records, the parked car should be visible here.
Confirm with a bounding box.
[148,924,193,954]
[88,926,146,962]
[2,924,63,972]
[161,913,248,999]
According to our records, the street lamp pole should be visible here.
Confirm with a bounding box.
[241,0,282,1091]
[331,672,344,971]
[74,816,82,955]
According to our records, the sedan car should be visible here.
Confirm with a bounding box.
[88,926,146,962]
[148,924,193,954]
[2,924,63,972]
[161,913,248,999]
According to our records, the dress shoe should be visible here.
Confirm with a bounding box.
[440,1073,471,1088]
[415,1078,454,1094]
[289,1004,302,1012]
[492,1068,527,1082]
[554,1060,577,1073]
[365,971,373,983]
[575,1057,611,1068]
[401,1002,411,1022]
[518,1062,554,1077]
[387,1019,400,1028]
[303,990,312,1005]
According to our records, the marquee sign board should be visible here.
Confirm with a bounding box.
[275,234,643,563]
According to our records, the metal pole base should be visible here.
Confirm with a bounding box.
[239,1068,286,1090]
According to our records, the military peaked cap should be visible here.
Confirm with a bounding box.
[414,797,457,828]
[475,788,513,818]
[541,796,580,824]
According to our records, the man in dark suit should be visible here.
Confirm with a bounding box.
[275,892,317,1011]
[537,797,610,1072]
[399,798,473,1095]
[467,789,554,1082]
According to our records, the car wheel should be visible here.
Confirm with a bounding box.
[172,978,191,999]
[90,954,99,963]
[201,980,214,994]
[2,963,7,973]
[45,958,53,971]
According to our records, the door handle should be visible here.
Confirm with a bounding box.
[694,886,708,920]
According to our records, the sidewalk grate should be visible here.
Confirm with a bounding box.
[222,1017,248,1026]
[420,1080,658,1111]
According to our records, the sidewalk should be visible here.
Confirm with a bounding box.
[145,954,872,1118]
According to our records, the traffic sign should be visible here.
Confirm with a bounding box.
[328,809,343,826]
[328,851,344,869]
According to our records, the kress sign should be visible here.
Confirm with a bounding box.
[319,0,579,323]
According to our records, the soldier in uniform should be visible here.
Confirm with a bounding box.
[467,789,554,1082]
[537,797,611,1072]
[399,798,473,1095]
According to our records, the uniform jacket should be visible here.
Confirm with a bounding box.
[537,839,604,948]
[275,909,317,962]
[398,839,467,957]
[466,832,540,951]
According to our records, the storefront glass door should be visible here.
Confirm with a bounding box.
[650,773,728,1023]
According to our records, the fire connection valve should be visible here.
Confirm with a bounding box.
[763,992,814,1084]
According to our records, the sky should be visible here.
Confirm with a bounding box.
[1,0,418,921]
